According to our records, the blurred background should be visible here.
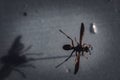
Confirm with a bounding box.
[0,0,120,80]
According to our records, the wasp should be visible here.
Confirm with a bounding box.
[56,23,93,74]
[0,35,41,80]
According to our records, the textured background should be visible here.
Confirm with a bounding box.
[0,0,120,80]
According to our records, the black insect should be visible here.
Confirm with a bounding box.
[0,35,41,80]
[56,23,93,74]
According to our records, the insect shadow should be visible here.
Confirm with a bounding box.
[0,35,43,80]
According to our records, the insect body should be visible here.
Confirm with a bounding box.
[56,23,93,74]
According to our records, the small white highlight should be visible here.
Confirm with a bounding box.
[63,66,71,73]
[65,68,71,73]
[90,23,97,34]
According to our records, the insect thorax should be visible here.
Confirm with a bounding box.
[75,45,82,52]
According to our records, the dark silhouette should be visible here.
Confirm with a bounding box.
[23,12,27,16]
[0,35,42,80]
[56,23,93,75]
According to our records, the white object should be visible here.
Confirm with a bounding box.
[90,23,97,34]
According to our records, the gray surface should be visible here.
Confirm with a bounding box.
[0,0,120,80]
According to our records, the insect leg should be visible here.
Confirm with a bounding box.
[20,45,32,55]
[13,68,26,78]
[59,29,74,47]
[55,50,75,68]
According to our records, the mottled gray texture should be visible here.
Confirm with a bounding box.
[0,0,120,80]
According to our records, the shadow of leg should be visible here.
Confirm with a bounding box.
[17,64,36,69]
[13,68,26,78]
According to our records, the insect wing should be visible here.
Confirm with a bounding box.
[8,35,23,55]
[80,23,85,45]
[74,53,80,74]
[59,29,72,40]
